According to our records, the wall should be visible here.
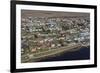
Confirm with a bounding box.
[0,0,99,73]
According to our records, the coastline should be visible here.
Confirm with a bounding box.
[21,43,89,63]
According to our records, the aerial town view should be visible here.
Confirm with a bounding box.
[21,10,90,63]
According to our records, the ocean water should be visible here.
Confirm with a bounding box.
[38,47,90,62]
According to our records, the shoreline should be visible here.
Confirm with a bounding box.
[21,44,89,63]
